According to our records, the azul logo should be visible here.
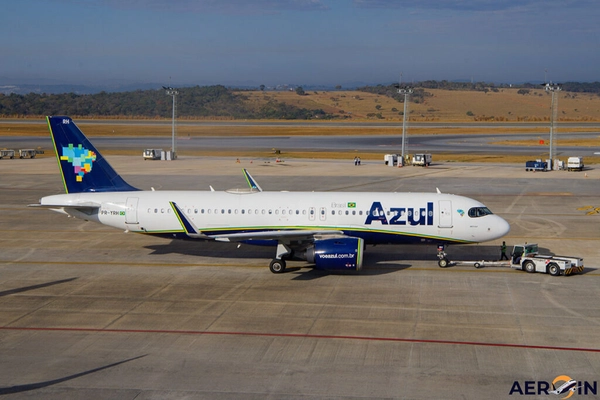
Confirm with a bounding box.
[61,144,96,182]
[364,202,434,226]
[509,375,597,398]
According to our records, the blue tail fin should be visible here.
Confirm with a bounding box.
[47,116,138,193]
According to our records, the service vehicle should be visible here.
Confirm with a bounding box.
[143,149,162,160]
[437,243,584,276]
[567,156,584,171]
[412,153,432,166]
[0,149,15,159]
[525,160,547,171]
[19,149,36,158]
[384,154,398,166]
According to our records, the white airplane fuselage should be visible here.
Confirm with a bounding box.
[42,190,509,245]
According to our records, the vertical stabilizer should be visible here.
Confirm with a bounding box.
[47,116,138,193]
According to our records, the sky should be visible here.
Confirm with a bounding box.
[2,0,599,87]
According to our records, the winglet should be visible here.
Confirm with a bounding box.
[169,202,209,238]
[243,169,262,192]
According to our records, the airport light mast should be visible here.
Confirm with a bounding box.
[164,86,179,160]
[397,86,413,165]
[544,83,561,169]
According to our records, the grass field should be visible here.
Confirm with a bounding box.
[241,88,600,122]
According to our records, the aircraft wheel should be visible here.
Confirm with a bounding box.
[269,259,286,274]
[548,263,560,276]
[523,261,535,273]
[438,258,449,268]
[474,262,482,269]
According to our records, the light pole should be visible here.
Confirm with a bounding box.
[397,87,413,165]
[544,83,561,169]
[163,86,179,160]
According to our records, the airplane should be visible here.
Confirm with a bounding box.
[30,116,510,273]
[549,379,579,396]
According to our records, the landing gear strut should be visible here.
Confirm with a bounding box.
[270,243,291,273]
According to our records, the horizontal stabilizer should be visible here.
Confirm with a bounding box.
[28,202,100,209]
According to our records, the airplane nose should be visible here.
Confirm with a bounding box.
[496,216,511,238]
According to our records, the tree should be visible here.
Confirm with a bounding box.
[295,86,305,96]
[260,85,265,92]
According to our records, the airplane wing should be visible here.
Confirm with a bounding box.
[211,229,344,243]
[170,201,342,243]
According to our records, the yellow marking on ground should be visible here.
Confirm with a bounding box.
[526,192,573,196]
[577,206,600,215]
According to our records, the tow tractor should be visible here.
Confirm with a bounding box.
[436,243,584,276]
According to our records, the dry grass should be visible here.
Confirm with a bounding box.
[240,89,600,122]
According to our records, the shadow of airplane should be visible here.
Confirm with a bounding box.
[0,354,148,395]
[145,241,570,275]
[0,278,78,298]
[0,354,147,395]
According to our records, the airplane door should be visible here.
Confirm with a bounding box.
[126,197,139,224]
[438,200,453,228]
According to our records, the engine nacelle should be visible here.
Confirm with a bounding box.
[305,237,364,271]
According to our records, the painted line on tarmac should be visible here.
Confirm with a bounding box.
[1,326,599,354]
[0,260,263,268]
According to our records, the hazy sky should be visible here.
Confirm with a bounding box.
[2,0,599,87]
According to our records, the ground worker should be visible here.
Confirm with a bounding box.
[500,241,509,260]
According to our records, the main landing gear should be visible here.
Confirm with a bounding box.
[269,259,286,273]
[269,243,291,273]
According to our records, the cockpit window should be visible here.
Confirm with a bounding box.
[468,207,493,218]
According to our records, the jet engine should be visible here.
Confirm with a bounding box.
[303,237,364,271]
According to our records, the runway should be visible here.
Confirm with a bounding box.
[1,156,599,398]
[2,130,600,157]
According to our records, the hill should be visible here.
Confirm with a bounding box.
[239,88,600,122]
[1,84,600,122]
